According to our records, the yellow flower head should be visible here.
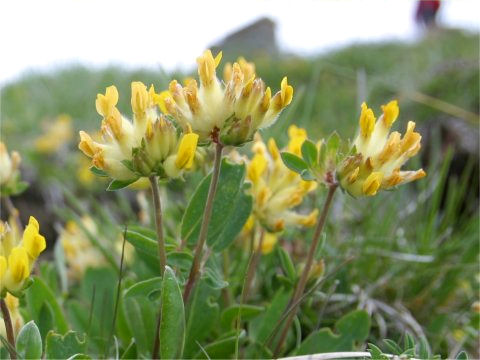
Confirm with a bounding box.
[0,216,46,296]
[338,101,426,197]
[34,114,73,154]
[159,50,293,145]
[234,130,317,233]
[59,218,106,281]
[78,83,199,181]
[0,142,21,188]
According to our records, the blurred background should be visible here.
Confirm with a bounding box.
[1,0,479,357]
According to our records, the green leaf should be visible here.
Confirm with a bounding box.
[89,166,109,177]
[160,266,185,359]
[124,277,162,300]
[456,351,469,360]
[121,339,137,360]
[181,159,246,248]
[184,278,220,358]
[220,304,264,329]
[53,238,68,294]
[368,343,388,360]
[45,331,87,360]
[418,337,431,360]
[120,159,135,172]
[25,276,68,339]
[383,339,402,355]
[211,187,253,252]
[280,152,309,174]
[295,309,371,355]
[203,257,229,290]
[300,169,316,181]
[10,181,29,196]
[194,330,246,359]
[125,229,176,269]
[16,321,42,359]
[301,139,318,167]
[404,332,415,352]
[277,247,297,283]
[326,131,341,158]
[107,178,138,191]
[81,267,117,352]
[122,297,156,358]
[249,289,292,345]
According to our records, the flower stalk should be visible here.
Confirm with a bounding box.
[183,140,224,303]
[0,298,16,359]
[274,182,338,356]
[149,175,166,272]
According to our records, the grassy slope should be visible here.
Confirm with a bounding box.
[1,28,479,356]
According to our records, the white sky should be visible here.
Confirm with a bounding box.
[1,0,479,85]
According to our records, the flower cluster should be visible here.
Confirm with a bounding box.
[234,126,318,233]
[0,216,46,296]
[35,114,73,154]
[338,101,426,197]
[78,83,199,182]
[161,50,293,145]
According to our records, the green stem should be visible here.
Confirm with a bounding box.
[149,175,167,272]
[1,298,16,359]
[243,228,265,303]
[183,142,223,303]
[273,184,337,356]
[235,228,265,359]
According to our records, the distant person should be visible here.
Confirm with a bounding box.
[415,0,441,28]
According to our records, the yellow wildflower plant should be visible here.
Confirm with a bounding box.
[160,50,293,146]
[338,101,426,197]
[34,114,73,154]
[233,128,317,232]
[0,216,46,296]
[78,83,199,188]
[0,293,23,337]
[0,142,27,196]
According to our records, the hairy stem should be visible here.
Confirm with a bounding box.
[274,184,337,356]
[0,298,16,359]
[149,175,167,273]
[183,142,223,303]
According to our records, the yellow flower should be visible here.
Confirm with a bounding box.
[0,142,21,187]
[78,83,199,181]
[0,216,46,295]
[34,114,73,154]
[232,127,317,232]
[338,100,426,197]
[22,216,46,259]
[160,50,293,145]
[259,233,278,254]
[59,218,106,281]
